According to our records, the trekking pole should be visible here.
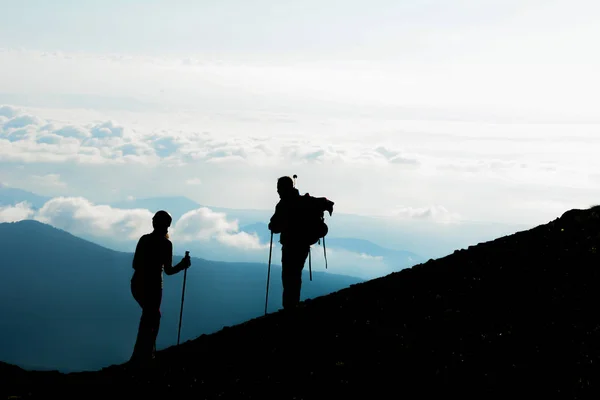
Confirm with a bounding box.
[264,232,274,315]
[177,251,189,346]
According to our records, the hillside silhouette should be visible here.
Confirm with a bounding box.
[3,206,600,399]
[0,220,362,371]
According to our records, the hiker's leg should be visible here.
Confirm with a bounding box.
[281,245,309,309]
[137,286,161,359]
[131,279,149,361]
[281,265,300,309]
[295,246,309,304]
[148,289,162,358]
[281,246,298,309]
[131,282,161,361]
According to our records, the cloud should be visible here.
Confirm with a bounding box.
[30,173,67,188]
[391,205,461,224]
[0,105,429,169]
[0,195,266,251]
[34,197,154,240]
[356,253,384,261]
[90,121,127,139]
[172,208,266,250]
[53,125,91,139]
[3,114,45,130]
[185,178,202,185]
[0,109,162,165]
[0,105,20,119]
[374,146,420,166]
[0,201,35,222]
[0,51,598,230]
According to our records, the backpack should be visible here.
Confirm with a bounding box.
[287,175,334,278]
[297,193,334,246]
[296,192,334,279]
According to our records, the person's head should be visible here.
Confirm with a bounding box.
[277,176,295,199]
[152,210,172,233]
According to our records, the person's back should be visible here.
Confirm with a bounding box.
[132,231,174,289]
[270,187,305,246]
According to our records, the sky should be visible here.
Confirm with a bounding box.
[0,0,599,242]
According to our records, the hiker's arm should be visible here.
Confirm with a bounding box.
[132,237,144,271]
[164,241,190,275]
[268,203,283,233]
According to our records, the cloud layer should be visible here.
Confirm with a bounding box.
[0,202,35,222]
[0,196,265,251]
[2,102,598,227]
[0,48,598,227]
[0,107,159,165]
[0,105,423,168]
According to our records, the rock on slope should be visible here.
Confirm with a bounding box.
[3,207,600,399]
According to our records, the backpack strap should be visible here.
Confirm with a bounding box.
[308,247,312,281]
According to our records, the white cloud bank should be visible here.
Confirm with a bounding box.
[0,202,35,222]
[0,107,159,165]
[391,205,461,224]
[173,207,266,250]
[1,196,265,250]
[1,102,598,227]
[35,197,155,241]
[0,104,424,168]
[31,173,66,188]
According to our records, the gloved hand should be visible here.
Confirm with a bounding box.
[182,251,191,269]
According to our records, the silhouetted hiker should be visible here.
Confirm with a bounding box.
[129,210,191,365]
[268,176,334,310]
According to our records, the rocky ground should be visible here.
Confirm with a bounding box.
[3,207,600,399]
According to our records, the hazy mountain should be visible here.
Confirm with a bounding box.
[0,220,363,372]
[0,183,50,209]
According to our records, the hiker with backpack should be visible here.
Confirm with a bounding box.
[267,175,334,310]
[129,210,191,365]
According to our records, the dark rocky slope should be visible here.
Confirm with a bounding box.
[3,207,600,399]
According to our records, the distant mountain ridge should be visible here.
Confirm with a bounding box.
[0,184,50,209]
